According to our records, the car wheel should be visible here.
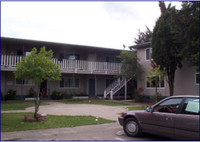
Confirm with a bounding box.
[123,118,141,137]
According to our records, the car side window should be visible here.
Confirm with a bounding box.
[153,98,182,113]
[180,98,199,115]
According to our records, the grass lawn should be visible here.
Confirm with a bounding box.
[1,101,48,111]
[1,112,115,132]
[57,99,131,106]
[127,106,148,111]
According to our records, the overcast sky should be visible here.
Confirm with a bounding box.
[1,1,181,49]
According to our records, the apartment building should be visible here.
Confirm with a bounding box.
[1,37,125,99]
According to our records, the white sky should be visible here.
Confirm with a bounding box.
[1,1,182,50]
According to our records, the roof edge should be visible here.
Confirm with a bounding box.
[1,36,123,51]
[129,42,151,50]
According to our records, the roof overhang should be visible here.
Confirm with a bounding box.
[1,37,123,52]
[129,42,151,50]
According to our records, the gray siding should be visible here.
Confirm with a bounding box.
[137,47,199,96]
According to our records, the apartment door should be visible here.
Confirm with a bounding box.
[88,79,95,98]
[40,80,47,99]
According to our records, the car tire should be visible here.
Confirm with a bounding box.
[123,118,141,137]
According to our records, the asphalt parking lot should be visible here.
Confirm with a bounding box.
[1,101,168,141]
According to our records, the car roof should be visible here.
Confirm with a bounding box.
[168,95,199,98]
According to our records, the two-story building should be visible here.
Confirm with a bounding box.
[129,42,199,97]
[1,37,127,99]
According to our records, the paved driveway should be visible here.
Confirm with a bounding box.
[2,101,129,121]
[1,101,167,140]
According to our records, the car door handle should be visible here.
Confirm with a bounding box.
[166,117,172,120]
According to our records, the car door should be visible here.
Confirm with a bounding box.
[174,97,199,140]
[141,98,183,138]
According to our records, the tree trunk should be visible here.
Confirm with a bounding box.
[34,83,41,119]
[167,70,175,96]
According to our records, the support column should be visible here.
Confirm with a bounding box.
[125,78,127,100]
[110,90,113,100]
[95,74,97,97]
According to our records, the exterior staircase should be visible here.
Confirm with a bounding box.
[104,77,132,100]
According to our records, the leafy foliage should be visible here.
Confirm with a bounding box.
[118,51,144,80]
[14,46,61,118]
[5,90,17,100]
[152,1,199,96]
[146,60,166,95]
[14,47,61,84]
[152,3,182,96]
[51,91,65,100]
[134,88,144,101]
[175,2,199,71]
[150,92,162,103]
[134,26,152,45]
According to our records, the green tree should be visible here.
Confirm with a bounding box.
[118,50,144,83]
[175,2,199,71]
[14,47,61,119]
[152,2,182,96]
[134,25,152,45]
[146,60,166,101]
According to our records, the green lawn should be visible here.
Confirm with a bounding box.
[127,106,148,111]
[1,112,115,132]
[57,99,131,106]
[1,101,48,111]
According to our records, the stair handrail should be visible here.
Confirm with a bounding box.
[104,77,132,99]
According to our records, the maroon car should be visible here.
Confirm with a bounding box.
[118,96,199,140]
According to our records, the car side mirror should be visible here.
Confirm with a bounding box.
[146,106,153,112]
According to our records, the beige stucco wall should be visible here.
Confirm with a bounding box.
[1,71,37,97]
[174,61,199,95]
[1,71,111,97]
[47,74,109,96]
[137,47,199,97]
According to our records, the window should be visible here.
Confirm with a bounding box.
[146,76,165,88]
[106,56,120,63]
[181,98,199,115]
[146,48,152,60]
[154,98,183,113]
[25,52,31,56]
[16,79,33,85]
[17,50,23,56]
[59,53,80,61]
[195,73,199,84]
[60,77,79,88]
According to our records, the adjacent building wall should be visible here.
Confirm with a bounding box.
[137,47,199,97]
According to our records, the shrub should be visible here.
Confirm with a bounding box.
[28,88,36,97]
[51,91,64,100]
[151,92,162,103]
[5,90,16,100]
[133,88,144,102]
[75,92,87,97]
[64,94,73,99]
[1,91,3,100]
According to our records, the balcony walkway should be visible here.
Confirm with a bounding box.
[1,55,121,75]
